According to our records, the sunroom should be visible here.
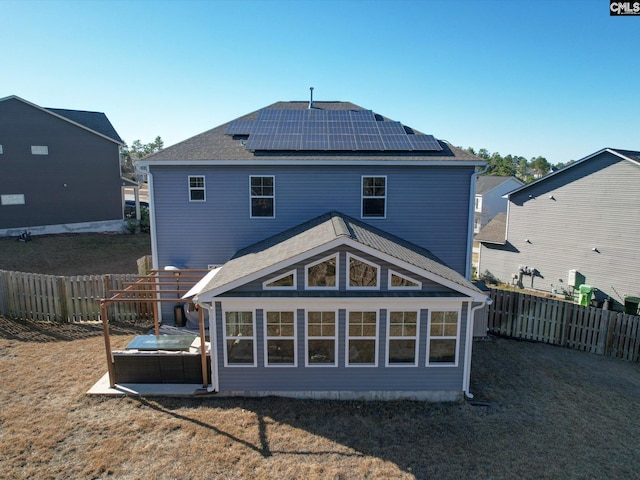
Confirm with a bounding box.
[186,211,489,401]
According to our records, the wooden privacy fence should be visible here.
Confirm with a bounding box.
[487,288,640,362]
[0,270,154,322]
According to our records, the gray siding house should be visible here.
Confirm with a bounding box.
[477,148,640,308]
[0,95,127,235]
[137,100,490,401]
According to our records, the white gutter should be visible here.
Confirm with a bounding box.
[463,297,493,399]
[205,303,219,393]
[465,163,489,279]
[136,159,487,168]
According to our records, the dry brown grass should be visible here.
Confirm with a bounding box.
[0,233,150,275]
[1,317,640,479]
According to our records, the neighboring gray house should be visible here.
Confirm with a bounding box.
[477,148,640,309]
[0,95,129,235]
[136,100,490,401]
[472,175,523,271]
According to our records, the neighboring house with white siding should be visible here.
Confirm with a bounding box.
[136,100,490,401]
[477,148,640,309]
[471,176,523,271]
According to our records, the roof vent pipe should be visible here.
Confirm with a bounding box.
[309,87,314,109]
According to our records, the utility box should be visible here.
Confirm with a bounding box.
[624,296,640,315]
[568,270,585,289]
[578,285,594,306]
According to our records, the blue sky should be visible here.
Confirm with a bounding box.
[2,0,638,164]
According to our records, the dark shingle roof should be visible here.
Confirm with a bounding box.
[140,101,484,164]
[476,176,518,195]
[47,108,123,143]
[195,211,483,299]
[475,213,507,245]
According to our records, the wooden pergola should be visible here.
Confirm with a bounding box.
[99,269,211,389]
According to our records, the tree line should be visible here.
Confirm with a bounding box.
[465,147,572,183]
[120,136,164,178]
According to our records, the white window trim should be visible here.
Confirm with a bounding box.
[31,145,48,155]
[263,270,297,291]
[263,310,297,367]
[345,309,379,367]
[346,252,380,290]
[305,310,339,367]
[361,175,387,219]
[249,175,275,218]
[188,175,206,202]
[426,308,461,367]
[474,195,482,213]
[222,310,257,367]
[305,253,339,290]
[385,310,420,367]
[387,269,422,290]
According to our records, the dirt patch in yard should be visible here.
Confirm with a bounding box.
[0,233,150,275]
[1,317,639,479]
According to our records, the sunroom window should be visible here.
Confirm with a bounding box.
[224,311,255,366]
[388,311,418,365]
[348,254,379,289]
[388,270,421,290]
[263,270,296,290]
[347,311,377,366]
[306,254,338,289]
[265,311,295,366]
[306,311,337,366]
[428,310,459,365]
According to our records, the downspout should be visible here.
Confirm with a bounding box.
[463,297,492,399]
[465,163,489,279]
[206,303,219,393]
[136,166,162,323]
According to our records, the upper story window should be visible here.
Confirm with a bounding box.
[31,145,48,155]
[474,219,482,234]
[0,145,3,154]
[305,254,338,289]
[362,176,386,218]
[388,270,421,290]
[347,253,380,289]
[224,311,255,366]
[250,175,274,218]
[189,176,206,202]
[474,195,482,212]
[427,310,460,366]
[263,270,296,290]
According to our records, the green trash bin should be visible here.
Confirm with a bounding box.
[578,285,594,307]
[624,296,640,315]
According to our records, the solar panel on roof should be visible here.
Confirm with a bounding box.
[326,110,351,121]
[245,134,274,150]
[279,110,307,121]
[308,109,327,120]
[277,121,304,134]
[355,134,385,150]
[376,122,406,135]
[303,121,327,134]
[407,134,443,151]
[271,134,302,150]
[349,110,375,122]
[252,122,278,134]
[380,134,412,150]
[302,134,328,150]
[328,134,357,150]
[256,109,281,121]
[328,121,354,135]
[225,120,255,135]
[352,121,380,135]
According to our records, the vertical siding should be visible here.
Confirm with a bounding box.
[479,153,640,302]
[151,164,473,274]
[0,98,123,229]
